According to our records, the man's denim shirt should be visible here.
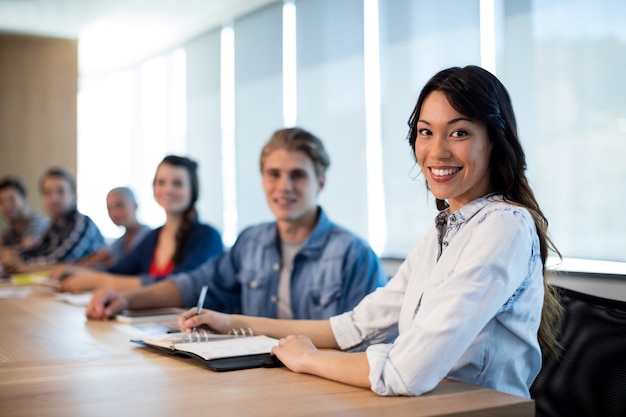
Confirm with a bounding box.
[172,207,388,319]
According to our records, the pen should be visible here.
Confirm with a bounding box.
[192,285,208,333]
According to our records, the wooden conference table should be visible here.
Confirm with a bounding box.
[0,284,535,417]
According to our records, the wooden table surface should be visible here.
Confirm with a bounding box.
[0,284,535,417]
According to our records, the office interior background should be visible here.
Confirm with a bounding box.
[0,0,624,298]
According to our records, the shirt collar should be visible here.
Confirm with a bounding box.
[260,206,332,256]
[436,194,503,227]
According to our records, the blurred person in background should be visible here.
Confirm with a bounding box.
[56,155,223,292]
[0,175,49,251]
[1,167,105,273]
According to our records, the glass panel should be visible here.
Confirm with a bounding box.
[296,0,369,240]
[185,29,224,234]
[233,2,284,231]
[379,0,481,255]
[500,0,626,262]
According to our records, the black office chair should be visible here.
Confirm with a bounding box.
[530,285,626,417]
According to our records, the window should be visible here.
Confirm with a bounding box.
[78,50,187,237]
[499,0,626,264]
[78,0,626,270]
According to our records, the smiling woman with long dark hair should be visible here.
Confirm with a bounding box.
[57,155,223,293]
[176,66,563,399]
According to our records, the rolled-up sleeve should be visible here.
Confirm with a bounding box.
[329,312,365,350]
[366,344,409,396]
[331,308,413,395]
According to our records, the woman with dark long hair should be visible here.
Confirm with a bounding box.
[58,155,223,292]
[177,66,562,399]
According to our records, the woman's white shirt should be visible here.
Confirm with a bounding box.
[330,194,544,398]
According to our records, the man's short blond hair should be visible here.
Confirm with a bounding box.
[260,127,330,178]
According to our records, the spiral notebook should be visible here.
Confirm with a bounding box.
[133,330,281,372]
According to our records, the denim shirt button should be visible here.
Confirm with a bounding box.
[449,214,456,223]
[442,241,448,247]
[273,263,280,271]
[270,295,277,303]
[250,280,258,289]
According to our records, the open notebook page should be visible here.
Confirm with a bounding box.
[142,333,279,361]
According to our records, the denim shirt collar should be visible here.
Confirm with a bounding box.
[436,193,504,227]
[258,206,331,258]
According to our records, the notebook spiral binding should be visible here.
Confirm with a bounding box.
[168,328,255,344]
[228,328,254,337]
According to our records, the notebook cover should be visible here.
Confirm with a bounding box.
[133,340,282,372]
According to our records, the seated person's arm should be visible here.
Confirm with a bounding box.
[48,263,83,280]
[177,308,370,387]
[59,231,156,292]
[178,309,337,348]
[74,248,114,267]
[58,270,141,293]
[274,337,370,388]
[0,249,45,273]
[18,235,39,251]
[0,247,20,272]
[47,249,114,281]
[86,280,184,320]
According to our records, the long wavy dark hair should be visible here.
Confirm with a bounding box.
[407,65,563,359]
[155,155,200,265]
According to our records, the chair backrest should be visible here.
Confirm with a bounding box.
[530,285,626,417]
